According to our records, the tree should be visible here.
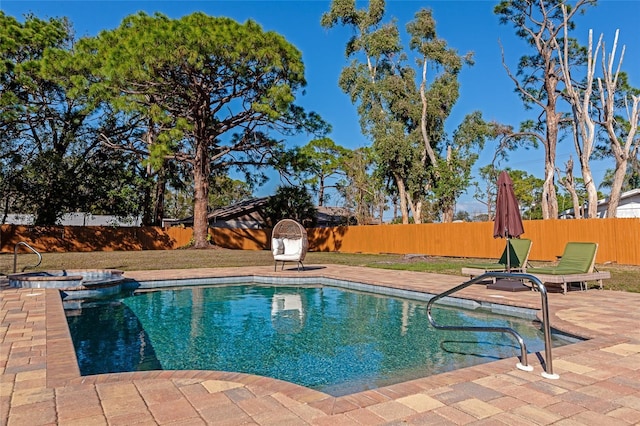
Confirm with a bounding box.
[473,164,500,219]
[556,157,583,218]
[595,31,639,217]
[474,167,543,220]
[208,174,252,210]
[406,8,479,223]
[323,1,480,224]
[494,0,596,219]
[554,20,600,218]
[297,137,349,206]
[435,112,498,222]
[508,169,544,220]
[337,146,386,225]
[263,186,317,228]
[72,12,325,247]
[322,0,416,224]
[0,13,146,225]
[599,156,640,194]
[454,210,471,222]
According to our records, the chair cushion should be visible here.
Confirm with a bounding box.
[464,262,507,271]
[532,242,597,275]
[272,238,284,256]
[531,266,585,275]
[557,242,597,273]
[282,238,301,256]
[274,253,303,261]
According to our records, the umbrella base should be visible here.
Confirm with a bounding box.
[487,278,530,292]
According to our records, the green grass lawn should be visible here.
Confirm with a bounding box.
[3,248,639,293]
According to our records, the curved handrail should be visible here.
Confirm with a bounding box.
[13,242,42,273]
[427,272,558,379]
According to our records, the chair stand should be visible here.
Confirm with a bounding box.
[275,260,305,272]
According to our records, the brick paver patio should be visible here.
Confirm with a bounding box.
[2,264,640,425]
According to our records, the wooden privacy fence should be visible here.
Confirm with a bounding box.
[307,218,640,265]
[1,218,639,265]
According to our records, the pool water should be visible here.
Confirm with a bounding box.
[66,285,578,396]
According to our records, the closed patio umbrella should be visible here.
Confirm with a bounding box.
[493,170,524,272]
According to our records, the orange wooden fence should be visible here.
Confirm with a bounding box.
[2,218,639,265]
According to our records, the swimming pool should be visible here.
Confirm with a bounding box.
[66,282,579,396]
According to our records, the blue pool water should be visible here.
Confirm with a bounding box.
[66,284,578,396]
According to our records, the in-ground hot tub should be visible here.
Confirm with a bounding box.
[8,269,128,299]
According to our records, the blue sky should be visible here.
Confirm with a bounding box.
[3,0,639,216]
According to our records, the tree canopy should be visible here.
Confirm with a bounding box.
[65,12,326,246]
[0,12,145,225]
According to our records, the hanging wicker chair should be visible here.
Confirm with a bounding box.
[271,219,308,271]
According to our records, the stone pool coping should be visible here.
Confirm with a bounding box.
[2,264,640,425]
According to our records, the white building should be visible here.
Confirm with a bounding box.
[559,188,640,218]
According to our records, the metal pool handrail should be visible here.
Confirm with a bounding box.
[14,241,42,273]
[427,272,558,379]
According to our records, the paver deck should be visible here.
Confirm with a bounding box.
[2,264,640,425]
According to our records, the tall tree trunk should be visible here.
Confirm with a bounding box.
[35,155,65,226]
[141,164,154,226]
[392,195,398,222]
[603,106,638,217]
[599,30,639,217]
[192,140,211,248]
[440,145,454,223]
[410,196,423,224]
[606,158,627,218]
[141,184,153,226]
[557,25,600,219]
[541,158,558,219]
[441,203,454,223]
[394,173,409,224]
[318,176,325,207]
[557,158,582,218]
[542,66,560,220]
[153,166,167,226]
[582,165,598,218]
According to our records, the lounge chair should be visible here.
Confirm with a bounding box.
[528,242,610,294]
[461,238,532,279]
[271,219,308,271]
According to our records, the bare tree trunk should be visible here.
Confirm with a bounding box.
[557,158,582,218]
[392,195,398,222]
[410,197,423,224]
[441,145,455,223]
[541,141,558,220]
[556,23,601,218]
[141,167,154,226]
[318,176,325,207]
[394,174,409,224]
[192,140,211,248]
[497,0,594,220]
[153,166,167,226]
[598,30,640,217]
[441,206,454,223]
[542,55,561,221]
[419,60,438,167]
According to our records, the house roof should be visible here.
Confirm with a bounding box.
[316,206,356,226]
[174,197,269,225]
[206,197,269,221]
[559,188,640,218]
[596,188,640,206]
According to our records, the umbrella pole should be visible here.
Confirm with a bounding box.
[506,237,511,273]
